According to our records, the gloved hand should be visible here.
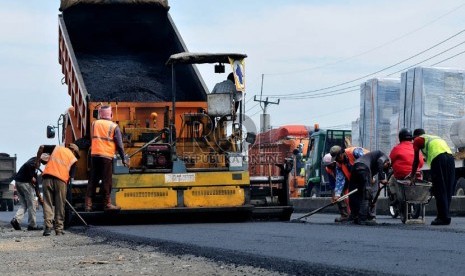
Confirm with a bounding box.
[123,158,129,167]
[405,173,415,185]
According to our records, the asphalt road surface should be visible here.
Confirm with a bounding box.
[2,207,465,275]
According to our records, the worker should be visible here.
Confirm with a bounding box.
[329,145,368,195]
[10,154,49,231]
[293,143,305,176]
[388,128,424,206]
[349,150,391,225]
[85,105,127,212]
[211,72,242,113]
[36,144,80,236]
[410,128,455,225]
[322,153,349,222]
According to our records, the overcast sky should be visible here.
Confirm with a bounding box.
[2,0,465,166]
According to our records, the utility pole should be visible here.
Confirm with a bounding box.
[255,74,279,133]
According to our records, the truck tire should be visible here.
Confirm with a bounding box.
[7,199,14,211]
[455,178,465,196]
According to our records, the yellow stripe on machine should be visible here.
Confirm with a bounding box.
[113,171,250,188]
[112,171,249,210]
[184,186,245,207]
[115,187,177,210]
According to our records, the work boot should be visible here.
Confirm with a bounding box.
[347,214,357,224]
[431,217,451,225]
[334,215,349,223]
[43,228,52,236]
[356,217,377,226]
[10,218,21,230]
[104,197,121,212]
[27,225,42,231]
[335,201,349,223]
[84,197,93,212]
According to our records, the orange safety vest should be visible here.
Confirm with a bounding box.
[91,119,117,158]
[43,146,78,183]
[338,147,369,180]
[325,166,335,178]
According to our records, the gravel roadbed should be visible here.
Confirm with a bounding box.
[0,222,285,276]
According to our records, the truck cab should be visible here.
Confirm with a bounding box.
[0,153,16,211]
[304,128,351,197]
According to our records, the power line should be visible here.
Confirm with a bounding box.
[263,2,465,76]
[278,42,465,101]
[246,102,260,112]
[280,88,359,101]
[275,38,465,100]
[260,36,465,101]
[387,39,465,76]
[249,108,263,118]
[262,28,465,98]
[267,85,359,99]
[431,49,465,66]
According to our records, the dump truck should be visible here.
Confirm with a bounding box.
[0,153,16,212]
[48,0,292,223]
[248,125,311,198]
[304,127,352,197]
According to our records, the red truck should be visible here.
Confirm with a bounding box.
[248,125,311,198]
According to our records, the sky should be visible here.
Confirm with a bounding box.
[2,0,465,166]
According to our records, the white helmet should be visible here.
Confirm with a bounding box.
[322,153,334,166]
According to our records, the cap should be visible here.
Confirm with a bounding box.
[322,153,334,166]
[67,143,80,159]
[99,105,112,120]
[413,128,425,137]
[40,153,50,163]
[329,145,342,162]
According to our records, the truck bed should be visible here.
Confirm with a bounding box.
[61,3,207,102]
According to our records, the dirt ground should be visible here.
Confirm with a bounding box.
[0,222,285,276]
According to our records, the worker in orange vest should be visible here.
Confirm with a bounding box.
[329,145,369,222]
[322,153,349,222]
[36,143,80,236]
[85,105,127,212]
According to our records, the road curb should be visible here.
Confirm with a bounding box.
[291,196,465,216]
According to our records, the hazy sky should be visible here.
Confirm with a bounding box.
[2,0,465,166]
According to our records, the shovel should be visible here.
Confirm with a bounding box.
[291,188,358,222]
[66,199,89,227]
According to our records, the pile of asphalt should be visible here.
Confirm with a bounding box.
[77,53,174,102]
[63,5,207,103]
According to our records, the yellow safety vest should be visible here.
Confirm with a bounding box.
[420,134,452,165]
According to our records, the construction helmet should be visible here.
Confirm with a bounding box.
[329,145,342,162]
[398,128,413,141]
[322,153,334,166]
